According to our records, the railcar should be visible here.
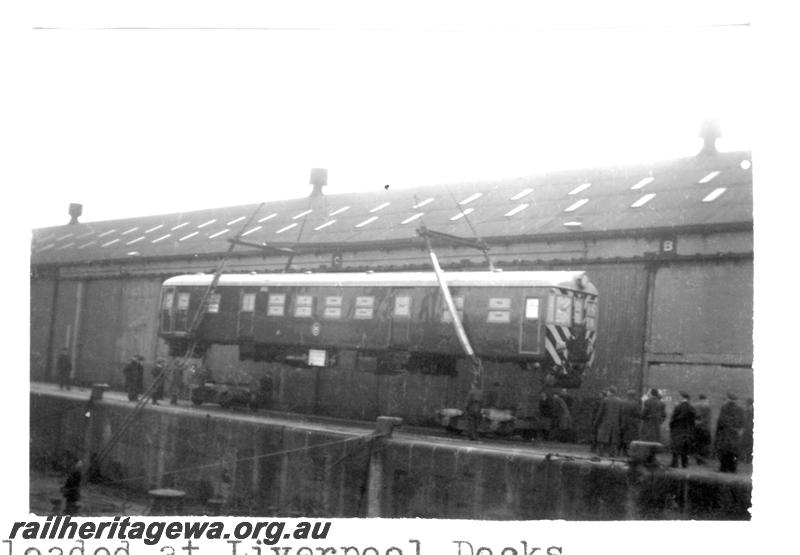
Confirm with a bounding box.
[158,270,598,387]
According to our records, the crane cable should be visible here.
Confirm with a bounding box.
[89,203,266,474]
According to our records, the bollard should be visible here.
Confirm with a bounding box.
[90,383,110,401]
[375,416,403,437]
[628,441,664,468]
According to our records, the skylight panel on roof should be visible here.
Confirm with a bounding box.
[511,188,533,201]
[126,236,145,245]
[631,177,655,190]
[180,231,199,241]
[459,193,483,205]
[292,209,313,220]
[568,183,591,195]
[258,213,277,223]
[631,193,656,208]
[77,241,96,250]
[101,239,120,247]
[276,223,298,234]
[563,221,582,228]
[197,219,217,228]
[505,203,529,217]
[401,213,424,225]
[740,160,751,170]
[76,231,95,240]
[702,188,727,202]
[144,224,163,234]
[413,198,434,208]
[355,216,379,228]
[209,229,230,239]
[314,220,336,231]
[98,229,116,238]
[227,216,246,225]
[151,234,171,243]
[37,244,55,252]
[370,202,390,213]
[121,227,139,235]
[450,208,475,221]
[698,171,720,184]
[329,206,350,216]
[56,242,75,250]
[564,199,589,212]
[241,225,262,237]
[56,233,74,242]
[171,222,189,231]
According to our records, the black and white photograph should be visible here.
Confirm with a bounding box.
[6,1,794,554]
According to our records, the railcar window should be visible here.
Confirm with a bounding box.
[488,297,512,324]
[442,296,464,323]
[267,294,285,316]
[354,296,374,319]
[489,297,511,310]
[240,293,256,312]
[177,293,190,311]
[572,297,584,324]
[324,296,343,319]
[525,298,540,320]
[294,295,314,318]
[162,291,174,310]
[487,311,511,323]
[585,300,598,331]
[554,295,573,326]
[207,293,221,313]
[394,296,412,317]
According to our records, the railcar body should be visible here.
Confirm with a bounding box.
[159,271,598,386]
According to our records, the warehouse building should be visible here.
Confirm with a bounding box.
[29,133,753,432]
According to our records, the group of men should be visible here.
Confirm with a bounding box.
[122,355,181,405]
[593,386,754,473]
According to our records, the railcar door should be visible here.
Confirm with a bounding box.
[390,289,414,347]
[519,294,542,354]
[237,289,257,339]
[160,287,175,333]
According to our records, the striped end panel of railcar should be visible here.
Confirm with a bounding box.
[545,324,572,367]
[586,329,597,366]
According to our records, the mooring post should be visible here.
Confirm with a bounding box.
[366,416,403,517]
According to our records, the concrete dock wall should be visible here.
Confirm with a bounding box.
[30,391,751,520]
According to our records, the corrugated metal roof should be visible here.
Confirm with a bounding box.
[30,151,752,265]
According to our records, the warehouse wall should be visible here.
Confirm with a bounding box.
[30,276,57,381]
[78,277,165,387]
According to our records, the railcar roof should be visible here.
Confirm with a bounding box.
[31,150,751,266]
[163,270,598,293]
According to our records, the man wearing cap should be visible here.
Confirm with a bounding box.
[669,391,696,468]
[692,394,712,465]
[715,393,746,473]
[641,388,666,444]
[593,386,624,457]
[619,389,642,457]
[151,359,166,405]
[123,355,144,402]
[57,347,72,391]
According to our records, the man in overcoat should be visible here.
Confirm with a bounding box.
[619,389,642,456]
[57,347,72,390]
[716,393,746,472]
[151,359,166,404]
[741,397,754,464]
[464,384,484,441]
[123,355,144,402]
[593,386,624,456]
[641,388,666,443]
[692,394,712,465]
[669,391,697,468]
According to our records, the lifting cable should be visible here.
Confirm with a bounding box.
[89,203,266,475]
[413,196,484,390]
